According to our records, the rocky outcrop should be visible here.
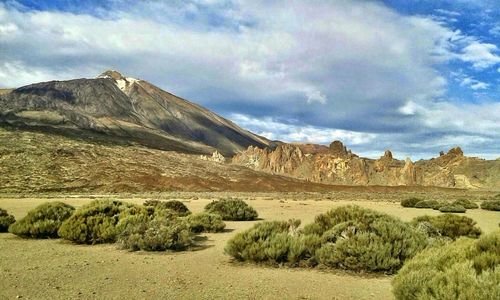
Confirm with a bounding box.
[200,150,226,163]
[232,142,500,190]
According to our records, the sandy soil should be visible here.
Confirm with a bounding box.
[1,195,498,300]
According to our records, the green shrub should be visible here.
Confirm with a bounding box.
[400,197,423,208]
[226,206,428,273]
[452,198,479,209]
[439,204,466,213]
[412,214,481,239]
[414,200,440,209]
[0,208,16,232]
[144,200,191,216]
[117,215,192,251]
[8,202,74,238]
[481,200,500,211]
[225,220,293,263]
[431,201,448,210]
[185,212,226,233]
[313,208,428,273]
[287,233,323,267]
[392,231,500,300]
[58,200,143,244]
[205,198,258,221]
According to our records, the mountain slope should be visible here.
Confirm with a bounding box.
[0,70,271,156]
[0,126,439,193]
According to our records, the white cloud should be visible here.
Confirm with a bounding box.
[460,42,500,69]
[0,1,498,158]
[230,113,376,145]
[402,100,500,136]
[489,24,500,37]
[459,77,489,90]
[305,89,326,105]
[434,9,461,17]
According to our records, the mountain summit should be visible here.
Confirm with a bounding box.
[0,70,271,155]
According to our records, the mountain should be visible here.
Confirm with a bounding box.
[0,70,272,156]
[232,141,500,190]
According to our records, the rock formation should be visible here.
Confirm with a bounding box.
[200,150,226,163]
[232,142,500,189]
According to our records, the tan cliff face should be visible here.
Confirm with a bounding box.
[232,141,500,190]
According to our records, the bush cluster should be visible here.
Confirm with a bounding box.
[402,197,479,213]
[439,204,466,213]
[392,230,500,300]
[117,214,192,251]
[9,202,74,238]
[414,200,440,209]
[0,208,16,232]
[144,200,191,216]
[481,199,500,211]
[412,214,482,240]
[205,198,258,221]
[5,199,229,252]
[452,199,479,209]
[58,200,142,244]
[185,212,226,233]
[226,205,428,273]
[400,197,422,208]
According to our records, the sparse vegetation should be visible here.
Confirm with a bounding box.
[8,202,75,238]
[58,200,143,244]
[452,198,479,209]
[0,208,16,232]
[185,212,226,233]
[205,198,258,221]
[392,231,500,300]
[226,206,428,273]
[481,199,500,211]
[439,204,466,213]
[144,200,191,216]
[412,214,482,239]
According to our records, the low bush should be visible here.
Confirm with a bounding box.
[225,220,294,263]
[144,200,191,216]
[392,231,500,300]
[0,208,16,232]
[312,207,428,273]
[439,204,466,213]
[117,215,192,251]
[452,198,479,209]
[58,200,143,244]
[226,206,428,273]
[412,214,481,240]
[431,201,448,210]
[414,200,440,209]
[8,202,74,238]
[205,198,258,221]
[481,200,500,211]
[185,212,226,233]
[400,197,423,208]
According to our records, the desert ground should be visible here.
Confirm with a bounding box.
[1,191,498,300]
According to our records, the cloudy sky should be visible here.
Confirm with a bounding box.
[1,0,499,159]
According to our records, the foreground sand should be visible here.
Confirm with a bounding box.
[1,194,498,299]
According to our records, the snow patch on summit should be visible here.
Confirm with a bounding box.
[106,76,141,93]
